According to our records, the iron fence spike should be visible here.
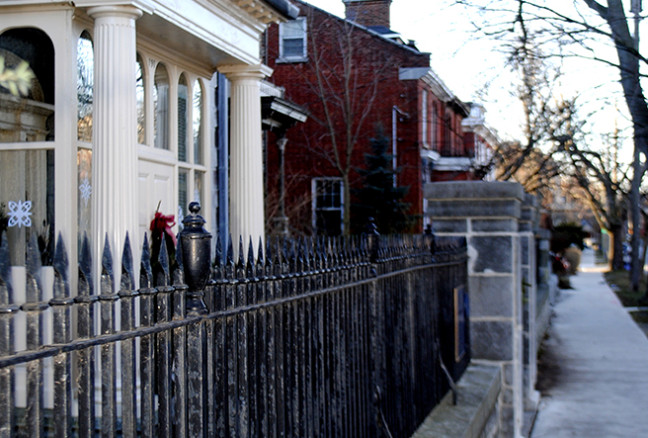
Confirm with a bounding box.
[264,237,273,268]
[78,233,93,296]
[155,232,171,287]
[237,236,245,269]
[227,235,235,266]
[246,237,255,276]
[53,233,69,299]
[121,232,134,291]
[25,233,43,302]
[101,234,115,294]
[256,237,264,268]
[248,237,255,264]
[140,233,153,289]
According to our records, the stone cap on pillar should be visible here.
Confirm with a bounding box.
[424,181,524,221]
[424,181,524,201]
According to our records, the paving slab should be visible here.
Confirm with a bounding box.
[531,249,648,437]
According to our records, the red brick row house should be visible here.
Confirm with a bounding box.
[263,0,497,235]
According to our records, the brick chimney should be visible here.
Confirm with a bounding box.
[344,0,393,28]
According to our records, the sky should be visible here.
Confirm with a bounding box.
[304,0,638,162]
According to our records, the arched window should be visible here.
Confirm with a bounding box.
[136,54,145,145]
[178,73,188,161]
[77,31,93,143]
[0,27,55,142]
[153,63,169,150]
[76,30,94,249]
[192,79,203,165]
[0,27,55,265]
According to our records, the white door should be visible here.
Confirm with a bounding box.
[138,159,175,249]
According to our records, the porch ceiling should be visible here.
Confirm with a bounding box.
[136,12,239,70]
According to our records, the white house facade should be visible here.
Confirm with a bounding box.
[0,0,296,286]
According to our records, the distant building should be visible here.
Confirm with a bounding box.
[264,0,491,235]
[432,102,498,182]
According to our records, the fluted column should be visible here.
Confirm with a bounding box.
[219,64,272,252]
[88,6,142,284]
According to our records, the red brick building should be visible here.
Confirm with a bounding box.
[264,0,492,235]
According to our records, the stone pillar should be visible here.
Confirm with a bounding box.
[219,64,272,253]
[425,181,524,438]
[88,5,142,285]
[520,194,540,411]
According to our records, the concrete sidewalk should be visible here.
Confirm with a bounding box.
[530,249,648,437]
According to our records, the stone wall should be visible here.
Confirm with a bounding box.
[425,181,544,437]
[520,194,541,412]
[411,365,501,438]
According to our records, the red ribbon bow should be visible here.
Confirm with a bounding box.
[150,211,177,247]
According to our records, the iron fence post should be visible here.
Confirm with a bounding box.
[178,202,212,436]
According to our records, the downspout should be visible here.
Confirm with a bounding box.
[217,74,229,248]
[392,105,409,187]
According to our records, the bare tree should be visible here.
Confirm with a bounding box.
[265,172,317,237]
[560,133,631,270]
[456,0,647,273]
[478,23,576,199]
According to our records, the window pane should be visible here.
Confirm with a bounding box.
[192,80,203,165]
[194,171,203,206]
[136,55,145,144]
[178,169,188,218]
[0,28,55,142]
[0,149,55,265]
[178,74,188,161]
[421,91,427,146]
[314,178,342,235]
[153,64,169,150]
[282,19,304,37]
[77,148,92,250]
[283,39,304,58]
[77,31,93,142]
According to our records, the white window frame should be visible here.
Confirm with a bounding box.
[278,17,307,63]
[136,48,211,237]
[430,104,437,151]
[312,177,344,235]
[421,90,428,148]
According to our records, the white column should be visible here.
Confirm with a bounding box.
[219,64,272,254]
[88,6,142,286]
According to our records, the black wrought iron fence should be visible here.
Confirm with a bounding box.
[0,222,468,437]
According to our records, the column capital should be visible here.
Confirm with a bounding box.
[219,64,273,81]
[87,5,143,20]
